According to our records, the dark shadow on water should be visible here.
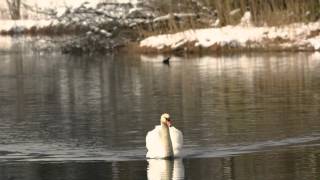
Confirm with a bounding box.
[0,145,319,180]
[0,161,148,180]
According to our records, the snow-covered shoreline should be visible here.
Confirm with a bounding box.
[1,20,319,54]
[140,22,320,53]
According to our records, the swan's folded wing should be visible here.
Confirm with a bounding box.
[146,126,162,158]
[170,126,183,155]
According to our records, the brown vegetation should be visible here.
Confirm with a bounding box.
[0,24,88,36]
[6,0,21,19]
[147,0,320,28]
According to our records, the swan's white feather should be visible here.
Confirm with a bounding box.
[146,125,183,158]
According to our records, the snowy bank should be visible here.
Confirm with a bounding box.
[0,1,155,53]
[140,22,320,52]
[0,1,153,36]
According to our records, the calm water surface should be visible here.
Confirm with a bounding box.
[0,38,320,179]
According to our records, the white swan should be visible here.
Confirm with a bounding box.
[146,113,183,158]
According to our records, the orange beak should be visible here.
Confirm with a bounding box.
[166,119,172,127]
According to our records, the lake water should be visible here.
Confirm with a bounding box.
[0,38,320,179]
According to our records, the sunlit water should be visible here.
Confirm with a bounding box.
[0,37,320,179]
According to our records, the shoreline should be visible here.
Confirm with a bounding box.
[1,20,320,55]
[0,34,318,55]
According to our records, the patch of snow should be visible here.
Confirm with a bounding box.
[210,18,220,27]
[306,11,311,16]
[307,35,320,50]
[86,31,92,36]
[239,11,252,27]
[229,8,241,16]
[140,22,320,52]
[82,1,98,9]
[153,14,170,22]
[100,29,112,37]
[153,13,196,22]
[0,20,52,32]
[56,7,67,17]
[82,21,88,26]
[116,0,141,6]
[128,7,141,14]
[141,26,267,49]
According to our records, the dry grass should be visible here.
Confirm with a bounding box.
[147,0,320,28]
[0,24,89,36]
[201,0,320,25]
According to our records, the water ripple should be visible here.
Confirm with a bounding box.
[0,134,319,162]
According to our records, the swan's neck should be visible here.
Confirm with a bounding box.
[161,124,174,158]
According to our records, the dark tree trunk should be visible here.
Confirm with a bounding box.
[6,0,21,20]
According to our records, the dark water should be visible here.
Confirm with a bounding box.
[0,38,320,179]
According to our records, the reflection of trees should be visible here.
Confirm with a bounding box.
[97,53,320,149]
[14,50,24,122]
[176,54,320,147]
[0,160,146,180]
[3,50,320,149]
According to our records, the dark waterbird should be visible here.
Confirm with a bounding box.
[163,57,170,65]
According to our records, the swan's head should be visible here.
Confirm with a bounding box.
[160,113,172,127]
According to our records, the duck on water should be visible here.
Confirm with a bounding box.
[162,57,170,65]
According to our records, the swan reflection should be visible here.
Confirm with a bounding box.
[147,159,184,180]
